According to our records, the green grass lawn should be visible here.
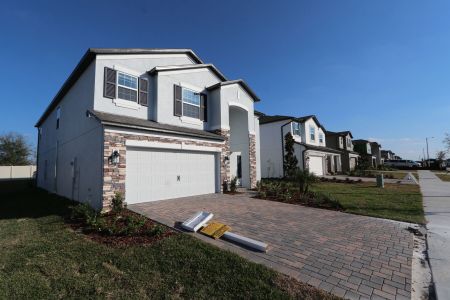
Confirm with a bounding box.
[311,182,425,224]
[0,181,337,299]
[375,171,419,180]
[436,173,450,182]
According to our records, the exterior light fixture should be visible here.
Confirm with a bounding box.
[109,150,120,165]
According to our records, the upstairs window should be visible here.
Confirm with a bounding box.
[309,126,315,141]
[319,133,324,144]
[103,67,148,106]
[367,144,372,154]
[56,107,61,129]
[339,137,344,148]
[292,122,301,136]
[174,85,207,121]
[117,72,138,102]
[182,88,201,119]
[346,137,352,148]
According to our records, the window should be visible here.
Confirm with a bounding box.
[292,122,301,136]
[347,137,352,148]
[182,88,201,119]
[309,126,315,141]
[319,133,324,144]
[56,107,61,129]
[117,72,138,102]
[367,144,372,154]
[339,137,344,148]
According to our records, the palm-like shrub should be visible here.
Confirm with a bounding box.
[291,169,318,194]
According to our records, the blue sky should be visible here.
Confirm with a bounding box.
[1,0,449,160]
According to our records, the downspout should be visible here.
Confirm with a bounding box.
[280,121,292,177]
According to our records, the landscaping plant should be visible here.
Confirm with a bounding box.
[230,177,238,193]
[292,169,317,194]
[283,132,298,178]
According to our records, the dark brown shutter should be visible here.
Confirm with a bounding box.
[174,85,182,116]
[104,67,116,99]
[139,78,149,106]
[200,93,207,121]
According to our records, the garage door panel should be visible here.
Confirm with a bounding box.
[309,156,324,176]
[125,148,216,204]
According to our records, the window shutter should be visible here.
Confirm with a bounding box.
[200,93,207,121]
[104,67,116,99]
[174,85,182,116]
[139,78,149,106]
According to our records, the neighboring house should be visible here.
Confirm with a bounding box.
[36,48,261,211]
[352,139,377,168]
[370,142,383,166]
[381,150,395,161]
[326,131,359,172]
[259,114,342,177]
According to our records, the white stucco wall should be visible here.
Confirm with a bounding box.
[93,54,196,120]
[302,118,326,147]
[219,85,256,133]
[37,61,104,209]
[229,107,250,187]
[260,120,292,178]
[154,69,221,129]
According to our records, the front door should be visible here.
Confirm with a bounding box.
[237,155,242,186]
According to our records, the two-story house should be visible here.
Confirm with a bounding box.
[35,48,261,211]
[370,142,383,166]
[325,131,359,172]
[259,114,342,177]
[381,150,395,161]
[352,139,378,168]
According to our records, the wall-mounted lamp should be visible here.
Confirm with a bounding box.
[224,156,230,162]
[108,150,120,165]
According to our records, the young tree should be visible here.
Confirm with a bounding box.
[436,150,447,169]
[0,133,33,165]
[283,132,298,177]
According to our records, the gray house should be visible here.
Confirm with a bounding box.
[259,114,342,177]
[326,131,359,172]
[35,48,261,211]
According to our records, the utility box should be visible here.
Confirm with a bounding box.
[376,174,384,188]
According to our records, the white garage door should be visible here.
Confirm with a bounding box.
[309,156,324,176]
[126,147,217,204]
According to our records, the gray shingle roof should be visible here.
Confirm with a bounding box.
[206,80,260,102]
[148,64,227,81]
[89,110,225,141]
[35,48,204,127]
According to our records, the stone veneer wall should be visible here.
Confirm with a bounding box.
[102,129,229,211]
[249,134,257,188]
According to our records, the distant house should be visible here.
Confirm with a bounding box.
[259,114,342,177]
[353,139,377,168]
[326,131,359,172]
[381,150,395,161]
[370,142,383,166]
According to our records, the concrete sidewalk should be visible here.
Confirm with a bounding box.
[418,170,450,300]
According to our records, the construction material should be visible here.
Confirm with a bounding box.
[222,232,268,252]
[181,212,268,252]
[181,211,213,232]
[200,222,231,239]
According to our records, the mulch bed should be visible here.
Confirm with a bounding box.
[67,209,176,247]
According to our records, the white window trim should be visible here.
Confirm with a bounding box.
[319,133,324,144]
[181,86,202,121]
[292,122,301,136]
[309,126,316,141]
[109,66,147,110]
[117,71,138,102]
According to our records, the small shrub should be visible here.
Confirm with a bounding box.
[222,180,229,193]
[230,177,238,193]
[70,203,97,224]
[111,192,125,212]
[148,225,166,237]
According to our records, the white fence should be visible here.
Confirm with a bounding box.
[0,165,36,180]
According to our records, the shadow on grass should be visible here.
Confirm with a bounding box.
[0,180,73,220]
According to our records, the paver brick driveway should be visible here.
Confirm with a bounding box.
[129,193,413,300]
